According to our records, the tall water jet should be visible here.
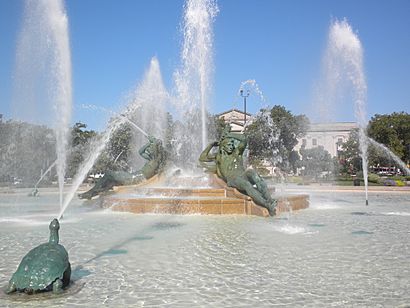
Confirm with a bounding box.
[58,58,164,219]
[126,57,169,170]
[58,116,129,219]
[174,0,218,163]
[13,0,72,209]
[320,19,369,205]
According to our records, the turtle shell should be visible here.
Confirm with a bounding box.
[9,242,70,291]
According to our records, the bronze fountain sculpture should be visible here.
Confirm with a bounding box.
[6,219,71,294]
[5,126,279,298]
[79,135,166,199]
[200,126,277,215]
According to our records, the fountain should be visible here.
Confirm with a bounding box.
[13,0,72,210]
[57,56,172,219]
[6,219,71,294]
[173,0,219,165]
[1,0,409,306]
[125,57,169,170]
[239,79,266,105]
[4,0,73,295]
[318,18,369,205]
[78,135,166,201]
[2,183,409,305]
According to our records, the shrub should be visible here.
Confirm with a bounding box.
[382,179,396,186]
[367,173,381,184]
[395,180,405,187]
[287,176,304,184]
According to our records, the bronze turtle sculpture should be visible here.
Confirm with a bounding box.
[6,218,71,294]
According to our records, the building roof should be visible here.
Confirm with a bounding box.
[217,108,358,134]
[229,120,245,127]
[216,108,252,117]
[308,122,358,132]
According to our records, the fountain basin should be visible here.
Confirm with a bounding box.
[100,176,309,217]
[2,188,409,306]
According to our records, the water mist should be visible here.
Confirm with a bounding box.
[174,0,218,164]
[13,0,72,210]
[368,137,410,175]
[126,57,169,170]
[58,58,165,219]
[321,19,369,205]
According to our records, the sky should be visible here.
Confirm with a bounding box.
[0,0,409,131]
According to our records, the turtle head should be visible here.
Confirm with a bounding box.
[49,218,60,244]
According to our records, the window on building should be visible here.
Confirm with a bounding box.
[337,137,343,144]
[302,139,307,146]
[312,138,317,146]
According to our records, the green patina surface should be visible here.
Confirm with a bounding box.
[79,136,166,199]
[199,126,277,215]
[7,219,71,294]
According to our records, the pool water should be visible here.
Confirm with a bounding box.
[0,188,409,307]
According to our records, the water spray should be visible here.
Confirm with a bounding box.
[368,137,410,176]
[57,109,150,220]
[81,104,149,139]
[14,0,73,212]
[34,160,57,188]
[119,114,149,138]
[322,19,369,206]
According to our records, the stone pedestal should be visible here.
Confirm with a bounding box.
[100,175,309,217]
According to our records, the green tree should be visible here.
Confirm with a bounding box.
[336,129,385,175]
[208,114,230,142]
[107,123,132,170]
[66,122,97,178]
[298,145,333,179]
[71,122,96,147]
[90,122,133,174]
[367,112,410,164]
[0,119,56,184]
[247,105,309,172]
[337,130,362,175]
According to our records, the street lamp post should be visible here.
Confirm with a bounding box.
[240,89,250,130]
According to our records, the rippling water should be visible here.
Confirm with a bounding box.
[0,188,409,307]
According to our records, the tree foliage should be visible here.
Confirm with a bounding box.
[247,105,309,172]
[66,122,97,178]
[209,114,230,141]
[298,145,333,178]
[0,118,56,184]
[91,122,133,173]
[336,126,405,176]
[337,130,362,174]
[367,112,410,164]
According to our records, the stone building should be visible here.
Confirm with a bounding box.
[294,122,358,157]
[217,109,357,158]
[216,109,252,133]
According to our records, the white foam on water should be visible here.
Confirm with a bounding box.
[273,224,316,235]
[382,212,410,217]
[309,202,341,210]
[0,216,80,226]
